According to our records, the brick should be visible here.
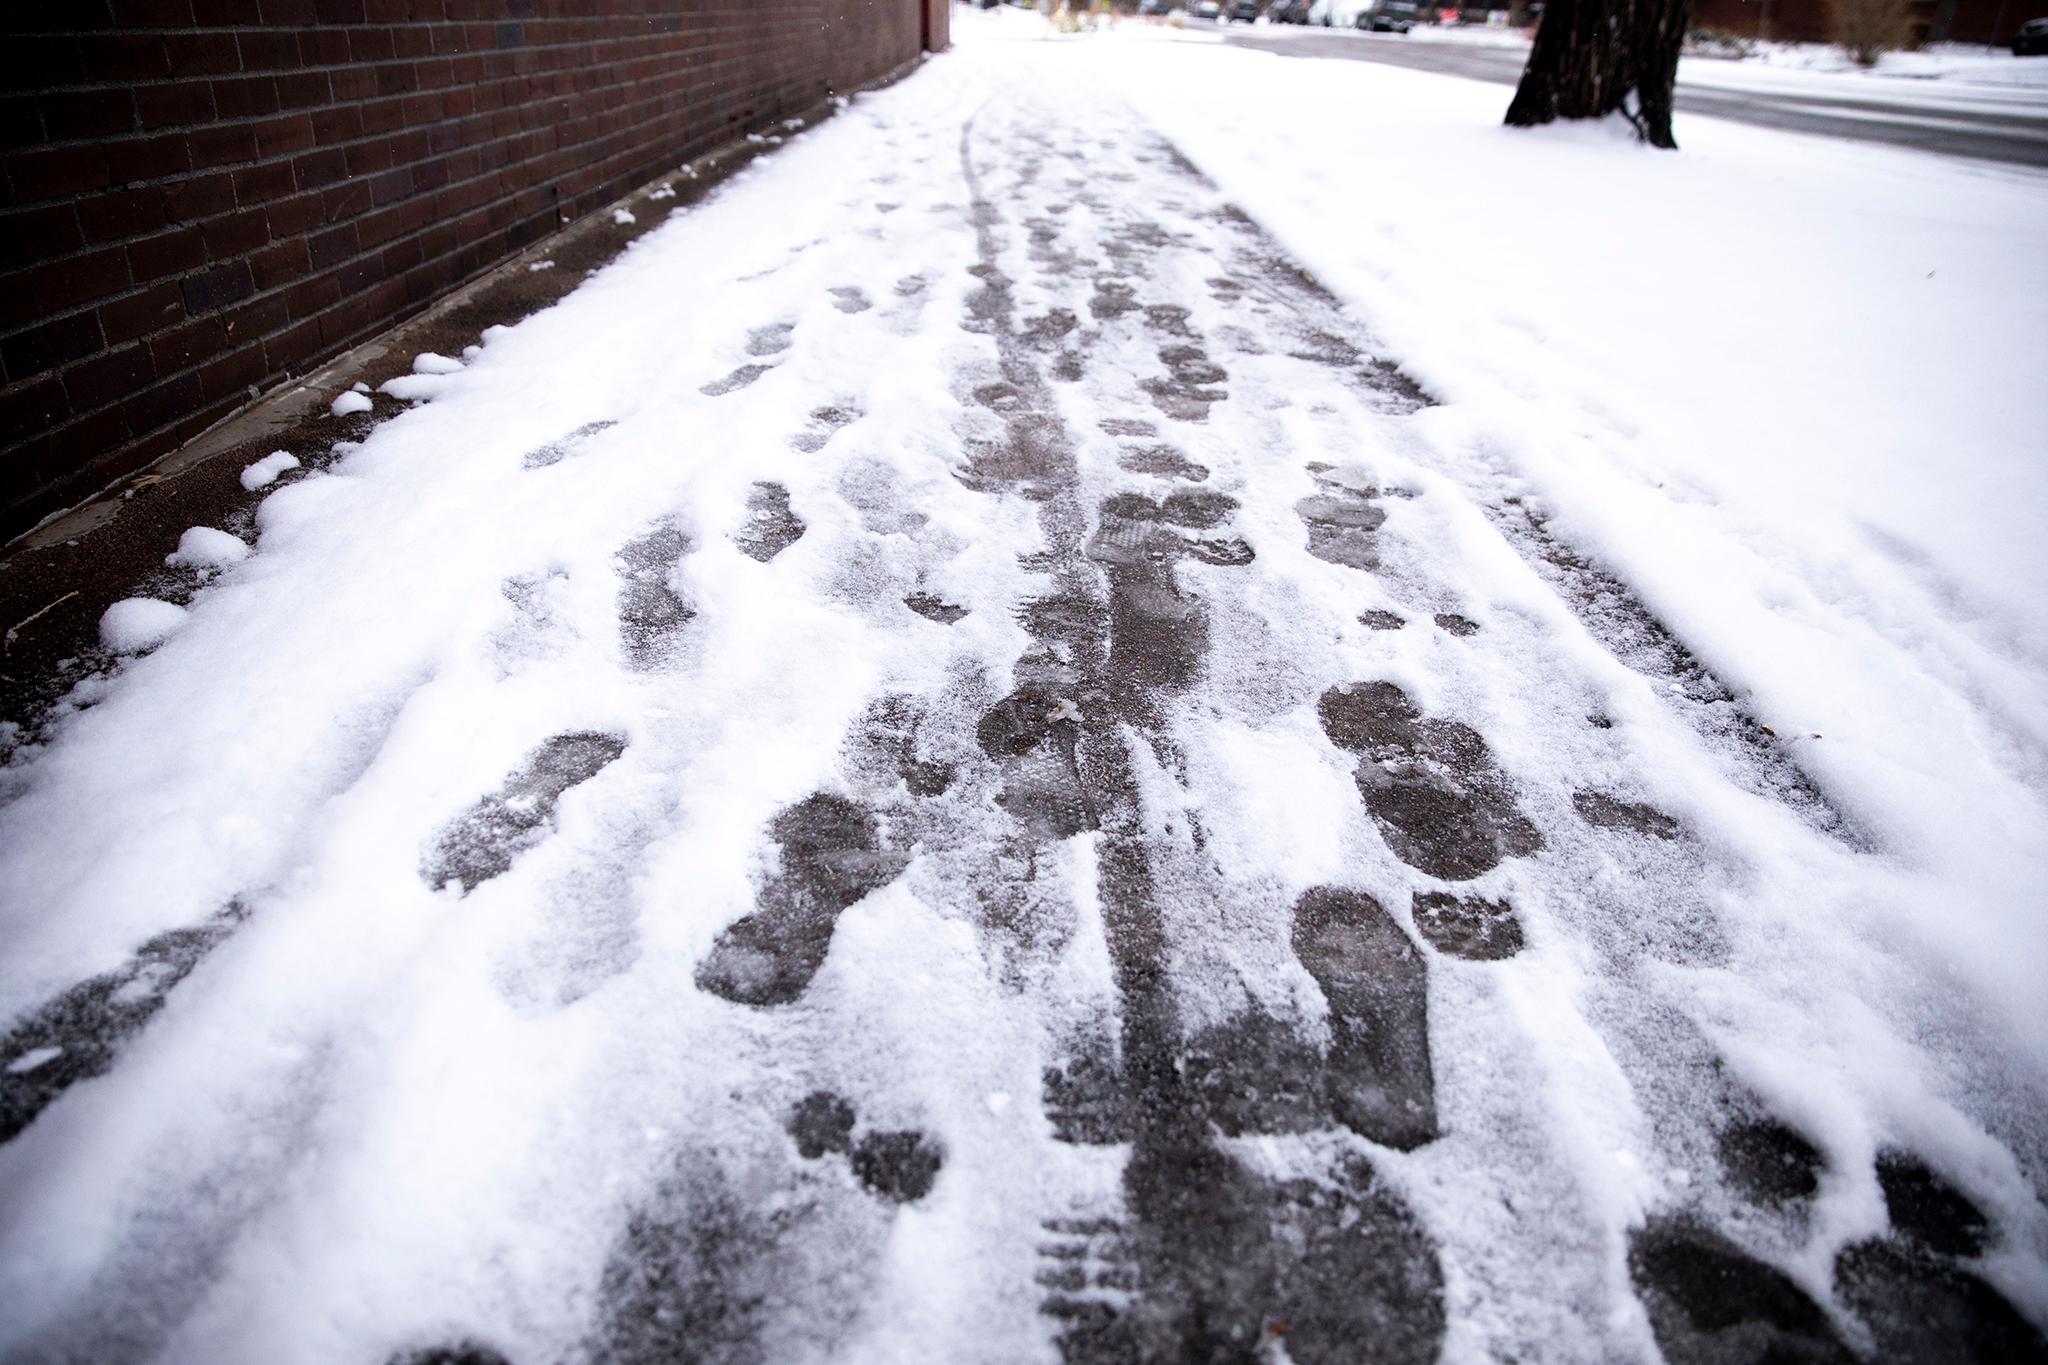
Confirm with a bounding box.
[201,208,269,260]
[32,247,132,311]
[0,37,80,90]
[221,290,288,339]
[234,29,300,71]
[74,186,167,244]
[284,271,341,321]
[262,316,321,375]
[273,70,331,109]
[2,312,105,385]
[61,342,156,412]
[163,172,235,222]
[6,146,112,202]
[40,88,138,141]
[248,237,309,290]
[348,27,396,63]
[45,408,136,488]
[0,376,69,452]
[126,225,206,280]
[321,178,372,223]
[295,27,350,65]
[180,260,257,314]
[344,139,396,176]
[374,61,420,96]
[123,371,205,439]
[210,76,280,120]
[134,80,218,130]
[368,165,414,206]
[264,190,322,237]
[198,338,267,403]
[107,0,197,23]
[287,150,347,200]
[311,104,364,145]
[186,122,260,170]
[317,294,373,350]
[0,98,42,148]
[147,314,227,371]
[70,32,169,81]
[253,114,316,159]
[0,206,85,260]
[98,282,184,345]
[161,30,242,78]
[306,222,358,270]
[104,134,192,185]
[0,271,41,332]
[230,159,295,206]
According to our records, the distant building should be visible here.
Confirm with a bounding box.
[1690,0,2048,46]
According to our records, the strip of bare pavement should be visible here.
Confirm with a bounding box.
[1225,27,2048,167]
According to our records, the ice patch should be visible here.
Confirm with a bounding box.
[6,1046,62,1075]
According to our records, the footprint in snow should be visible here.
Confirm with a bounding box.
[746,322,793,357]
[730,482,805,562]
[1292,885,1438,1150]
[785,1091,944,1205]
[1318,680,1543,883]
[520,418,617,470]
[0,901,249,1146]
[700,364,773,397]
[422,733,627,894]
[694,793,908,1007]
[1573,790,1681,840]
[614,518,694,671]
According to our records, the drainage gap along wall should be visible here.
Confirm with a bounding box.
[0,0,949,543]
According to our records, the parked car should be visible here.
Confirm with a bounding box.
[2015,17,2048,54]
[1357,0,1417,29]
[1270,0,1313,19]
[1226,0,1262,18]
[1138,0,1176,13]
[1189,0,1224,17]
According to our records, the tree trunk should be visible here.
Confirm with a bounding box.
[1503,0,1689,148]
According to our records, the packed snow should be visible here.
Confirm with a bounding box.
[0,9,2043,1364]
[163,527,250,570]
[96,598,189,653]
[237,450,299,490]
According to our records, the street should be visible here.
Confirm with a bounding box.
[1225,27,2048,166]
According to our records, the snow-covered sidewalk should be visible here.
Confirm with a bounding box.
[0,15,2044,1365]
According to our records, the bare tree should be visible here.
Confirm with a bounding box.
[1504,0,1690,149]
[1832,0,1911,65]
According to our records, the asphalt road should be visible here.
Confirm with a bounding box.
[1224,28,2048,166]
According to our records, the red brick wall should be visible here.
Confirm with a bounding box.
[0,0,942,541]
